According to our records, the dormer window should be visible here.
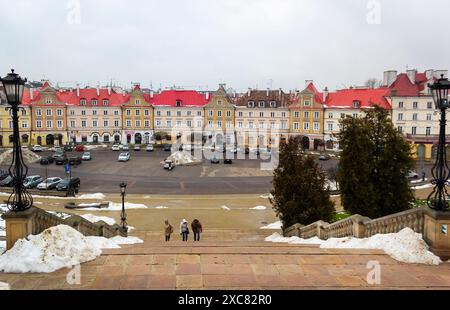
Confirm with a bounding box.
[176,100,182,107]
[304,100,311,106]
[135,99,141,105]
[92,99,98,106]
[353,100,360,108]
[103,99,109,106]
[80,99,86,106]
[45,97,52,104]
[247,101,255,108]
[269,101,276,108]
[218,100,222,106]
[259,101,265,108]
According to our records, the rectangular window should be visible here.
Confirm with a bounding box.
[270,101,276,108]
[208,110,213,117]
[293,122,299,130]
[187,120,192,127]
[238,112,243,117]
[249,112,253,117]
[70,110,75,116]
[57,120,63,128]
[114,120,119,127]
[303,122,310,130]
[399,101,404,108]
[426,127,431,135]
[313,122,319,131]
[427,114,432,121]
[238,122,243,128]
[81,121,86,127]
[103,110,108,116]
[36,120,42,128]
[187,111,192,116]
[412,127,417,135]
[9,120,13,129]
[46,120,52,128]
[398,113,403,121]
[135,99,141,105]
[340,113,345,119]
[144,109,149,116]
[314,111,320,119]
[126,110,131,116]
[281,121,287,129]
[136,120,141,127]
[197,120,202,128]
[258,101,265,108]
[353,113,358,118]
[92,120,97,127]
[218,111,222,117]
[304,100,311,106]
[144,120,150,127]
[260,112,264,118]
[45,97,52,104]
[398,126,403,133]
[177,111,181,117]
[427,102,433,109]
[46,109,52,116]
[412,113,418,121]
[304,111,309,118]
[36,109,42,116]
[167,111,171,117]
[104,120,108,127]
[136,110,141,116]
[167,120,172,127]
[126,120,131,127]
[156,120,161,127]
[217,120,222,128]
[22,121,28,129]
[80,99,86,106]
[270,112,275,118]
[226,111,231,117]
[328,123,333,131]
[156,111,161,116]
[249,122,254,129]
[114,110,119,116]
[294,111,299,118]
[81,110,86,116]
[282,112,287,118]
[413,102,418,109]
[328,113,333,119]
[70,120,75,127]
[226,121,231,128]
[197,111,202,117]
[92,99,97,106]
[259,121,264,129]
[270,121,275,129]
[92,110,97,116]
[103,100,109,106]
[208,120,213,128]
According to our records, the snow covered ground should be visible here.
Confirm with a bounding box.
[0,282,10,290]
[0,192,106,200]
[82,202,148,211]
[259,194,273,199]
[221,205,231,211]
[155,206,168,209]
[0,225,143,273]
[250,206,267,210]
[80,214,116,226]
[265,228,441,265]
[0,241,5,253]
[412,183,434,190]
[260,221,282,229]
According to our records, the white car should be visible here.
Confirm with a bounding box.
[32,145,43,152]
[163,159,175,170]
[111,144,120,151]
[407,170,419,179]
[122,145,130,151]
[146,144,154,152]
[37,177,62,190]
[118,152,130,162]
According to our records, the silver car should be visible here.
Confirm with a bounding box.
[37,177,63,190]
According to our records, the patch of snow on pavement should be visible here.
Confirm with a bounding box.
[412,183,434,190]
[81,214,116,226]
[221,205,231,211]
[0,240,5,253]
[0,282,10,290]
[77,193,106,200]
[260,221,282,229]
[0,225,143,273]
[259,194,273,199]
[250,206,267,210]
[84,202,148,211]
[155,206,168,209]
[265,228,441,265]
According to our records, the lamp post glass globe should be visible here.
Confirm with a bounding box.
[120,182,127,195]
[1,69,26,106]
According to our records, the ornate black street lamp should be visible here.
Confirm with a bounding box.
[120,182,127,229]
[427,74,450,211]
[0,69,33,212]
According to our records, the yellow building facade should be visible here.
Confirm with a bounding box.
[0,104,32,147]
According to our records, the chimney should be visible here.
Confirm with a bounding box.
[323,87,329,101]
[107,86,111,96]
[96,85,100,96]
[247,88,251,97]
[76,84,80,97]
[279,88,282,97]
[407,69,417,84]
[150,90,154,98]
[383,70,397,87]
[266,88,270,97]
[425,69,434,80]
[29,88,34,100]
[205,92,210,100]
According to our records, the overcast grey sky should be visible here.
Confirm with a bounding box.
[0,0,449,92]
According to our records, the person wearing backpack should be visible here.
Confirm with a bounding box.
[191,219,203,241]
[164,220,173,242]
[180,219,189,241]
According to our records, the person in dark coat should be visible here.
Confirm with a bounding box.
[191,219,203,241]
[180,219,189,242]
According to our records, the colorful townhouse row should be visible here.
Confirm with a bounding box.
[0,69,447,159]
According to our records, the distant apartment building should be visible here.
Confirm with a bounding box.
[235,89,290,148]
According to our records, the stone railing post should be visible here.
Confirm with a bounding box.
[352,215,370,238]
[1,208,38,250]
[423,208,450,260]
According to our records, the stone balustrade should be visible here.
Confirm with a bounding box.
[364,208,424,237]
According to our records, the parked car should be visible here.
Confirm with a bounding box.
[40,156,54,165]
[211,157,220,164]
[69,157,82,165]
[319,154,331,161]
[407,170,419,179]
[56,177,81,192]
[75,145,85,152]
[54,154,68,165]
[81,152,92,161]
[224,159,233,164]
[0,176,14,187]
[134,145,141,151]
[0,172,9,181]
[52,146,62,153]
[163,144,172,152]
[146,144,154,152]
[163,159,175,171]
[31,145,43,152]
[122,145,130,151]
[37,177,62,190]
[112,144,121,151]
[63,144,73,152]
[24,175,43,189]
[118,152,130,162]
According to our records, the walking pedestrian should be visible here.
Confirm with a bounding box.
[191,219,203,241]
[180,219,189,242]
[164,220,173,242]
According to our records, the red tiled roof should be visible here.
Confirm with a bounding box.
[388,73,421,97]
[325,87,391,109]
[152,90,211,107]
[306,82,324,104]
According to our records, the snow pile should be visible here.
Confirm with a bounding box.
[259,194,273,199]
[412,183,434,190]
[325,179,338,191]
[155,206,168,209]
[48,211,71,220]
[265,228,442,265]
[161,151,201,166]
[81,214,116,226]
[0,282,10,290]
[260,221,282,229]
[221,205,231,211]
[0,241,5,253]
[83,202,148,211]
[0,225,143,273]
[0,148,41,165]
[0,217,5,237]
[0,225,101,273]
[250,206,267,210]
[77,193,106,200]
